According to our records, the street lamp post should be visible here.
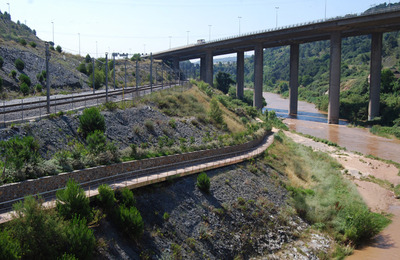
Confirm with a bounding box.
[275,7,279,28]
[325,0,327,20]
[238,16,242,35]
[208,25,212,41]
[7,3,10,16]
[51,21,54,44]
[169,36,172,49]
[187,31,190,45]
[78,33,80,56]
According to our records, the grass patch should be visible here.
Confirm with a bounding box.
[264,131,390,255]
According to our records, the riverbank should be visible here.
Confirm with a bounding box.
[283,130,400,259]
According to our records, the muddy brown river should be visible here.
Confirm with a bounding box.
[263,92,400,259]
[263,92,400,164]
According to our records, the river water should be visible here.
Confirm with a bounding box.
[263,92,400,259]
[263,92,400,164]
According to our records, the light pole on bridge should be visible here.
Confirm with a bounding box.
[275,7,279,28]
[238,16,242,35]
[208,25,212,41]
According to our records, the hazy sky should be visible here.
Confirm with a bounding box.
[1,0,392,57]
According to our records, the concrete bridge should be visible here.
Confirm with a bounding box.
[150,8,400,124]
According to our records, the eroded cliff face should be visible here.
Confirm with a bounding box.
[94,159,332,260]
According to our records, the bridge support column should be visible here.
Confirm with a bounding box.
[254,43,264,109]
[236,51,244,99]
[289,44,299,116]
[200,57,206,81]
[205,50,213,86]
[369,32,382,121]
[328,31,341,124]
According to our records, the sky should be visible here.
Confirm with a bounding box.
[0,0,393,58]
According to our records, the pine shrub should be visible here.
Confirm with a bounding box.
[79,107,105,138]
[14,59,25,71]
[56,179,92,221]
[196,172,210,193]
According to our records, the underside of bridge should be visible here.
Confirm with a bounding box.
[156,10,400,124]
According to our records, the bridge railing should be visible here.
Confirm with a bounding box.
[154,5,400,55]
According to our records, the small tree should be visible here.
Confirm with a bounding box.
[14,59,25,71]
[35,84,43,92]
[56,179,92,221]
[20,83,29,95]
[98,184,116,213]
[85,54,91,63]
[19,38,27,46]
[196,172,210,193]
[89,70,105,89]
[56,45,62,53]
[18,74,31,86]
[64,216,95,259]
[215,72,235,94]
[79,107,106,138]
[118,205,144,238]
[208,98,223,125]
[77,63,87,75]
[86,130,107,155]
[116,187,136,208]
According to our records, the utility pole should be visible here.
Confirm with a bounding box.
[112,53,117,90]
[92,58,95,93]
[51,21,54,45]
[150,53,153,92]
[136,60,139,92]
[161,64,164,89]
[45,42,50,114]
[105,53,108,102]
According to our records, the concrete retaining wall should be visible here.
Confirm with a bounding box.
[0,131,269,203]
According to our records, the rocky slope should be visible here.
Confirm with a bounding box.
[94,159,332,259]
[0,104,213,160]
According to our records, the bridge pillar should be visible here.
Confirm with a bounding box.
[369,32,382,121]
[328,31,342,124]
[289,44,299,116]
[254,43,264,109]
[236,51,244,99]
[205,50,214,86]
[200,57,206,81]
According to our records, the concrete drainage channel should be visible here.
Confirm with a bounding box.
[0,129,276,224]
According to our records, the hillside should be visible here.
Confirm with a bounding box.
[0,11,90,97]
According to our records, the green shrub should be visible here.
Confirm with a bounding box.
[20,83,29,95]
[10,70,17,78]
[35,83,43,92]
[196,172,210,193]
[208,98,223,125]
[86,130,107,155]
[118,205,144,238]
[0,136,40,176]
[169,118,176,128]
[9,196,66,259]
[336,204,390,245]
[0,229,21,259]
[163,212,170,221]
[18,74,31,86]
[29,41,37,48]
[98,184,116,212]
[56,45,62,53]
[0,56,3,68]
[116,187,136,208]
[19,38,27,46]
[14,59,25,71]
[144,120,155,132]
[79,107,105,138]
[64,216,95,260]
[56,179,92,221]
[77,63,87,74]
